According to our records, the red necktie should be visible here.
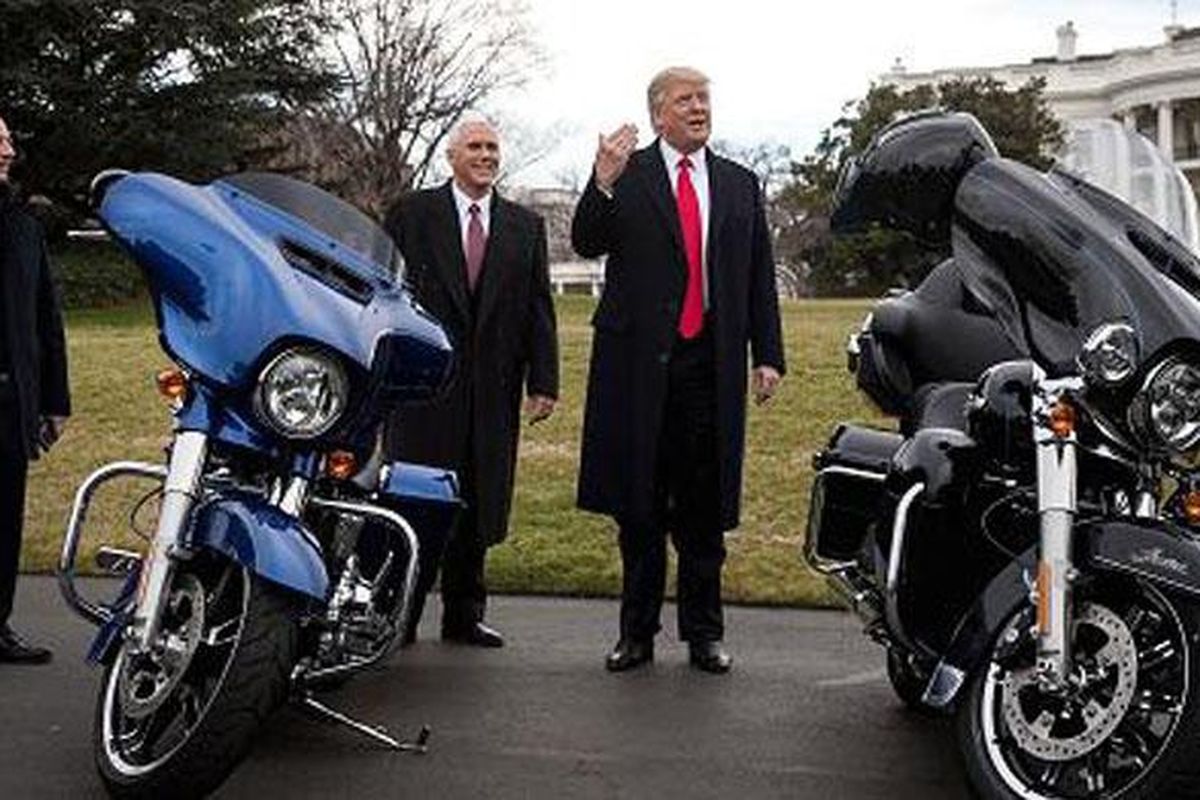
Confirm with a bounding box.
[465,203,486,292]
[676,157,704,339]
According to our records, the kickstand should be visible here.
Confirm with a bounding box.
[298,692,431,753]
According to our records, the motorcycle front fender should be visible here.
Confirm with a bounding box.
[1076,519,1200,597]
[921,545,1036,709]
[377,460,461,550]
[187,492,329,601]
[924,519,1200,709]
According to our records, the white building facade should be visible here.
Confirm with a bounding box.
[885,22,1200,193]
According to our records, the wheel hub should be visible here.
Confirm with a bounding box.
[118,573,206,719]
[999,602,1139,762]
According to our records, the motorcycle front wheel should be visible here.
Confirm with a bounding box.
[94,553,298,799]
[957,578,1200,799]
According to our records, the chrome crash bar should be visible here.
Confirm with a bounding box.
[301,497,421,683]
[58,461,168,626]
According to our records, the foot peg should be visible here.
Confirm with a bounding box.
[298,692,430,753]
[95,546,142,576]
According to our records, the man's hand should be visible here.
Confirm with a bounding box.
[594,124,637,194]
[751,367,781,406]
[38,415,67,452]
[525,394,556,425]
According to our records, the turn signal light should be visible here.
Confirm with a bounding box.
[1036,561,1051,635]
[326,450,358,480]
[155,367,189,402]
[1048,400,1076,438]
[1184,491,1200,525]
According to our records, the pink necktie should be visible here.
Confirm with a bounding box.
[466,203,486,291]
[676,157,704,339]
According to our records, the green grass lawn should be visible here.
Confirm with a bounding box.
[23,296,890,607]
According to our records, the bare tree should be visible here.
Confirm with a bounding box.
[272,0,544,217]
[711,139,792,195]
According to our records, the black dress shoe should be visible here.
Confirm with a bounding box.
[605,638,653,672]
[688,641,732,674]
[0,626,52,665]
[441,621,505,648]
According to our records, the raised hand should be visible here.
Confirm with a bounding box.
[594,123,638,193]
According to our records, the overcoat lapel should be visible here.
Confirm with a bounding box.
[635,143,686,272]
[705,148,729,300]
[430,182,470,321]
[0,215,21,361]
[475,193,510,328]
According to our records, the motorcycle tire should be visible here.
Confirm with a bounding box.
[956,580,1200,799]
[94,564,298,799]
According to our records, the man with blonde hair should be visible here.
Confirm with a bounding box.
[385,116,559,647]
[572,66,785,674]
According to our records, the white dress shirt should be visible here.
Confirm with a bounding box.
[659,139,711,308]
[451,181,492,257]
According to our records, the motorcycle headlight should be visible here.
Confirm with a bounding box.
[1130,356,1200,453]
[255,348,349,439]
[1078,322,1139,385]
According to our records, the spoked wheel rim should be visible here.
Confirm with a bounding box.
[980,581,1189,799]
[101,559,250,777]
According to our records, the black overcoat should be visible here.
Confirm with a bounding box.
[383,182,558,545]
[571,142,785,531]
[0,196,70,460]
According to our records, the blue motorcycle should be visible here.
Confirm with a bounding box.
[57,170,459,797]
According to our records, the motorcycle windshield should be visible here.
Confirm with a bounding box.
[951,157,1200,376]
[219,172,400,277]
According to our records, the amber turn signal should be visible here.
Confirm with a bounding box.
[1035,560,1051,635]
[155,367,189,402]
[1048,400,1076,438]
[1184,491,1200,526]
[326,450,358,480]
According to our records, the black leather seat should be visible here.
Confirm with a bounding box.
[861,259,1023,433]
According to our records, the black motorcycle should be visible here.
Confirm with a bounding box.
[805,111,1200,798]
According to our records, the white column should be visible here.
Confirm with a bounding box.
[1122,109,1136,131]
[1158,100,1175,159]
[1157,101,1175,227]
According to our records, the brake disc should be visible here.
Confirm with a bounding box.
[118,572,207,719]
[1000,602,1139,762]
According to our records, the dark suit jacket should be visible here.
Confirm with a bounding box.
[0,194,70,460]
[571,142,785,531]
[383,182,558,545]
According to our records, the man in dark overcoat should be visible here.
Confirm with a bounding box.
[385,117,559,647]
[0,113,70,664]
[572,67,785,673]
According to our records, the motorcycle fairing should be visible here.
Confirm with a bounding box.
[952,158,1200,378]
[98,173,452,400]
[175,381,278,453]
[187,492,329,600]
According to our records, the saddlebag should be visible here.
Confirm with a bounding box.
[806,424,903,569]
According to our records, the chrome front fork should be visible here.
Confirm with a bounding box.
[1032,372,1082,689]
[129,431,209,652]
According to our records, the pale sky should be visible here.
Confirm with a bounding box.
[493,0,1198,186]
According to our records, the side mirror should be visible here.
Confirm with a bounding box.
[89,169,130,211]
